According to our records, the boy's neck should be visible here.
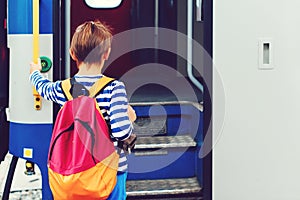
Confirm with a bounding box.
[76,61,104,75]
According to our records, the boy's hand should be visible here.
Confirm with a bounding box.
[30,58,42,74]
[128,105,137,122]
[118,133,137,154]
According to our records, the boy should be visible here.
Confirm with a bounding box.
[30,20,135,199]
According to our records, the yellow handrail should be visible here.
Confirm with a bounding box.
[33,0,39,63]
[32,0,42,110]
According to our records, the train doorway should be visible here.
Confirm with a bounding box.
[55,0,213,199]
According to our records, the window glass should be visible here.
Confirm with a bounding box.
[85,0,122,8]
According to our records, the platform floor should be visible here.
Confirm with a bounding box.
[0,153,42,199]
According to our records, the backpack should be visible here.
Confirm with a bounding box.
[48,76,119,200]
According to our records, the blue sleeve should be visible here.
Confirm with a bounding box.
[29,70,66,106]
[108,81,133,141]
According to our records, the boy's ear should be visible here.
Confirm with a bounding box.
[69,49,78,61]
[102,48,111,61]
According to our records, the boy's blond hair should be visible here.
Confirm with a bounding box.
[70,20,112,64]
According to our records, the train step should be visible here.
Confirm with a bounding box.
[126,177,202,199]
[134,135,197,149]
[133,116,167,136]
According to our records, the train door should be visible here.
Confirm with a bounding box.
[63,0,212,199]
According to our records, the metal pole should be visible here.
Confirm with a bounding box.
[2,156,19,200]
[154,0,159,62]
[187,0,204,92]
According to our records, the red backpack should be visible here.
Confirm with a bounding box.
[48,76,119,200]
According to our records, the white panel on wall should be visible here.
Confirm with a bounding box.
[213,0,300,199]
[7,34,53,124]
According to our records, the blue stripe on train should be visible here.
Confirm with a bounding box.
[8,0,53,34]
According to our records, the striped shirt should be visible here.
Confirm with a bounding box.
[30,70,133,172]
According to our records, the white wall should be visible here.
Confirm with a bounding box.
[213,0,300,199]
[7,35,53,124]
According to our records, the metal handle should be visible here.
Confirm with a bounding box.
[196,0,203,22]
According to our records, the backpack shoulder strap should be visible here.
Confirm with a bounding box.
[89,76,115,98]
[61,78,73,100]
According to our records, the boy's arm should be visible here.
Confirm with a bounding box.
[109,81,133,141]
[30,60,65,105]
[30,71,64,105]
[123,105,137,153]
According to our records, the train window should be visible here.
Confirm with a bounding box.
[85,0,123,8]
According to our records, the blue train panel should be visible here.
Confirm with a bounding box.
[9,122,53,199]
[127,148,197,180]
[8,0,52,34]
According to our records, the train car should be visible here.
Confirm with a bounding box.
[1,0,212,199]
[5,0,300,200]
